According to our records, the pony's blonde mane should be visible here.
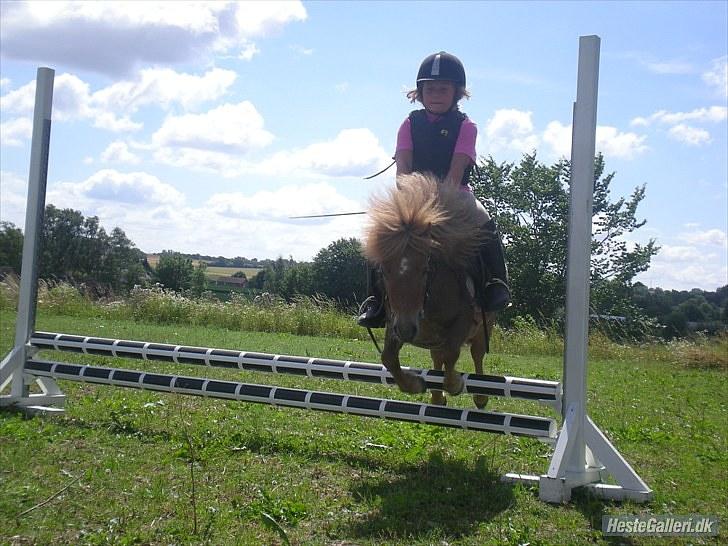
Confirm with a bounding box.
[364,172,485,268]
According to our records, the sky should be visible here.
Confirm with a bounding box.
[0,1,726,292]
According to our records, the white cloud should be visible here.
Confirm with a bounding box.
[634,227,728,290]
[0,1,307,76]
[335,82,350,93]
[542,121,647,159]
[484,109,539,154]
[702,56,728,98]
[291,44,314,56]
[667,124,711,146]
[50,169,185,208]
[0,117,32,146]
[0,78,10,89]
[638,260,727,291]
[542,121,571,158]
[151,102,274,176]
[100,141,141,164]
[679,228,728,247]
[25,170,366,260]
[206,183,361,222]
[1,73,140,133]
[658,245,704,261]
[92,67,237,113]
[595,126,648,159]
[0,171,29,225]
[257,128,391,178]
[0,68,238,138]
[238,43,261,61]
[644,59,693,75]
[631,106,727,127]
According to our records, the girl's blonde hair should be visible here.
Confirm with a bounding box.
[406,85,471,104]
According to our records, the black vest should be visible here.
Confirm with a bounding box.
[409,109,471,185]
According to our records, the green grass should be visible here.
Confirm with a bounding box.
[1,308,727,545]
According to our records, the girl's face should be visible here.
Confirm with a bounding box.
[421,80,456,114]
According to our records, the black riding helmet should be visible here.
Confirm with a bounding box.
[416,51,466,88]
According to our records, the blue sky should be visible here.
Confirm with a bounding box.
[1,1,726,291]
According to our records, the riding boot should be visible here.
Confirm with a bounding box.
[477,219,511,312]
[357,265,386,328]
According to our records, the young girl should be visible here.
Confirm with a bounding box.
[358,51,510,327]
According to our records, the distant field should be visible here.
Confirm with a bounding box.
[206,266,263,279]
[145,256,262,279]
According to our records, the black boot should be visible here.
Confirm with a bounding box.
[357,266,386,328]
[477,219,511,312]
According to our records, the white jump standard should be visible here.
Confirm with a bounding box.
[0,36,653,503]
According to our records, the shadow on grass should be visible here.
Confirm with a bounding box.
[571,489,639,546]
[344,451,514,540]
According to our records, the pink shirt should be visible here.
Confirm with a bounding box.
[395,111,478,162]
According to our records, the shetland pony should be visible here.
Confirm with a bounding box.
[364,172,496,407]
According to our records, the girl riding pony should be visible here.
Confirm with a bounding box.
[358,51,510,327]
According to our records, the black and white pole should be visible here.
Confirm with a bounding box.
[25,360,558,440]
[29,332,561,405]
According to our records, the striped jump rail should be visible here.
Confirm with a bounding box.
[25,359,557,440]
[30,332,561,405]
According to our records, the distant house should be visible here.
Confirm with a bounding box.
[213,276,248,288]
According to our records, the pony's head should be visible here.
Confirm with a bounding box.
[364,172,483,341]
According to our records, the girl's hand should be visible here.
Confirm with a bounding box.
[444,153,472,187]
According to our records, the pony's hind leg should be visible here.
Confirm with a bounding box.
[470,318,489,409]
[429,351,447,406]
[381,328,426,394]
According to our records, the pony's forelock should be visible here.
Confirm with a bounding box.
[364,173,484,268]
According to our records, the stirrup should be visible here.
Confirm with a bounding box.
[482,279,511,312]
[357,296,386,328]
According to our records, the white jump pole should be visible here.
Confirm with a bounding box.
[0,68,64,411]
[504,35,652,503]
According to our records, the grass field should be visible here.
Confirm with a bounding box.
[1,310,726,545]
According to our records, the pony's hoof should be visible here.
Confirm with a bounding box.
[430,392,447,406]
[444,375,465,396]
[400,374,426,394]
[473,394,489,409]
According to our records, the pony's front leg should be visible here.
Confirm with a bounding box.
[470,319,489,409]
[431,346,464,396]
[429,352,446,406]
[382,327,426,394]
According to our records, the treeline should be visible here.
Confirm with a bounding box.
[185,253,293,270]
[0,207,149,295]
[632,283,727,338]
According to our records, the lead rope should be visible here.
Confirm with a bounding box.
[481,307,490,354]
[363,159,395,180]
[366,326,382,354]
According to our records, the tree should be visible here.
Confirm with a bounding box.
[470,153,659,323]
[311,238,367,306]
[0,222,23,274]
[190,262,208,296]
[154,251,195,291]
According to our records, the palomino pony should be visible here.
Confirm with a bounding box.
[364,172,497,408]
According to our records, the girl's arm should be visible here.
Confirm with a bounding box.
[395,149,413,176]
[444,152,473,188]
